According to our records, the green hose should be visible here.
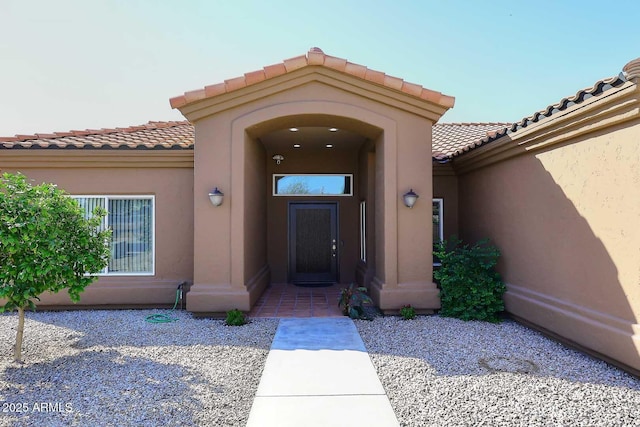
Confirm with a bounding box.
[145,288,181,323]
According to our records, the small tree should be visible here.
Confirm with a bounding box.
[0,173,110,362]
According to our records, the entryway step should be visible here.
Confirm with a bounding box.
[247,318,399,427]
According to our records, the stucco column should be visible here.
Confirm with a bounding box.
[370,118,440,313]
[187,114,254,313]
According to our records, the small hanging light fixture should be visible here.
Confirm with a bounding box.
[402,189,419,208]
[208,187,224,207]
[272,154,284,165]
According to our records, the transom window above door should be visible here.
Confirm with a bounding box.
[273,174,353,196]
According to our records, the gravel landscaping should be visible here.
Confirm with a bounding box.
[2,310,640,427]
[356,316,640,427]
[0,310,278,427]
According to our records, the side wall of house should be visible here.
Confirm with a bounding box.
[0,152,194,308]
[457,86,640,373]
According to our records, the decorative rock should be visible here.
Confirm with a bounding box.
[356,316,640,427]
[0,310,278,427]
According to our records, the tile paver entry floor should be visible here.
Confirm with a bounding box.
[248,283,343,318]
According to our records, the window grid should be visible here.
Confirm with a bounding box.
[73,195,155,276]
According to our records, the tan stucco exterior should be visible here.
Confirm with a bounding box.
[177,64,449,314]
[3,49,638,375]
[456,79,640,373]
[0,150,194,307]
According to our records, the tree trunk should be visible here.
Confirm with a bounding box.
[14,306,25,362]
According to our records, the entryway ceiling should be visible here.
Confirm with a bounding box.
[259,127,368,151]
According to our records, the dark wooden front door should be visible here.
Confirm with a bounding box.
[289,203,338,284]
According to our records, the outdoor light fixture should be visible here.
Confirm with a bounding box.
[272,154,284,164]
[403,189,419,208]
[208,187,224,207]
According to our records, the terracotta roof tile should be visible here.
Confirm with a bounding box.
[263,62,287,79]
[623,57,640,79]
[0,121,194,150]
[307,49,325,65]
[283,54,308,72]
[323,55,348,72]
[364,68,386,85]
[401,81,423,97]
[449,73,629,158]
[3,118,495,157]
[344,62,367,79]
[204,82,227,98]
[384,75,404,91]
[170,47,455,110]
[244,69,267,85]
[432,123,511,159]
[224,76,247,92]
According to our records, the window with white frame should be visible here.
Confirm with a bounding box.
[433,199,444,266]
[359,201,366,262]
[273,174,353,196]
[433,199,443,245]
[74,196,155,275]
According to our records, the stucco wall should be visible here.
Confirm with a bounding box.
[185,68,442,312]
[0,164,194,307]
[243,132,269,304]
[458,117,640,372]
[356,143,376,287]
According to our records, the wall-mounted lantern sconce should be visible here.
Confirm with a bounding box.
[402,189,419,208]
[208,187,224,207]
[272,154,284,165]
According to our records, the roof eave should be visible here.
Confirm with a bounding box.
[452,80,640,174]
[171,48,454,122]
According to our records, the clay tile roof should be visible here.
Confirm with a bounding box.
[0,121,194,150]
[169,47,455,110]
[448,72,629,159]
[432,123,512,159]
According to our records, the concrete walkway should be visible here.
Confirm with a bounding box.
[247,318,399,427]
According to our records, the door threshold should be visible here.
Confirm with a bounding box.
[293,282,335,288]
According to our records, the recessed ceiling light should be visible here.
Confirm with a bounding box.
[289,127,299,132]
[293,144,301,148]
[326,144,333,148]
[329,128,338,132]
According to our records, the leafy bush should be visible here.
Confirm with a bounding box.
[225,309,247,326]
[338,284,373,320]
[433,237,506,323]
[399,304,416,320]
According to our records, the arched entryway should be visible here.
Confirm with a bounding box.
[250,114,381,288]
[172,49,452,315]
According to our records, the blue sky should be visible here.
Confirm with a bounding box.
[0,0,638,136]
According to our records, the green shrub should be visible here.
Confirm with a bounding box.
[225,309,247,326]
[338,284,373,320]
[399,304,416,320]
[433,237,506,323]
